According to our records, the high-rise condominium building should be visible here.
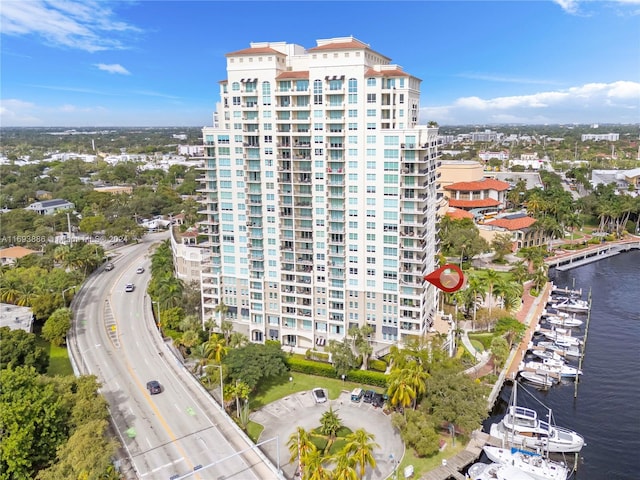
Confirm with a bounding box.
[199,37,440,356]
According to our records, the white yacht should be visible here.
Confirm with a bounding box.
[483,446,568,480]
[467,462,536,479]
[523,360,582,378]
[490,405,584,453]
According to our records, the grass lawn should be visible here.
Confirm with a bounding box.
[34,329,74,377]
[250,371,384,410]
[397,436,467,479]
[246,420,264,443]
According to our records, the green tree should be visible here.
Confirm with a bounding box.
[491,233,514,263]
[490,336,510,374]
[326,339,358,378]
[35,419,118,480]
[494,317,526,349]
[0,367,70,479]
[223,341,288,390]
[349,325,374,370]
[42,308,72,346]
[0,327,49,373]
[287,427,316,474]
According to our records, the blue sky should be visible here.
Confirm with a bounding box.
[1,0,639,127]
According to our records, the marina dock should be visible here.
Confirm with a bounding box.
[546,239,639,271]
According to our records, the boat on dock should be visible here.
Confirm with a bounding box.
[535,342,581,359]
[539,327,583,347]
[467,462,536,479]
[530,349,567,363]
[489,383,584,453]
[483,446,569,480]
[543,315,583,328]
[519,371,557,388]
[548,298,589,314]
[523,360,582,378]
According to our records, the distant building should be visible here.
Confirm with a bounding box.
[591,168,640,194]
[470,130,499,143]
[94,185,133,194]
[178,145,205,156]
[0,303,34,332]
[25,199,74,215]
[479,151,509,162]
[581,133,619,142]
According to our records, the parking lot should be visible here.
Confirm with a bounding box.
[251,389,404,480]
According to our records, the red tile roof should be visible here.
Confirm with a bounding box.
[226,46,283,57]
[275,71,310,79]
[0,246,39,259]
[308,39,370,52]
[365,67,409,77]
[445,208,475,220]
[448,198,500,208]
[486,216,537,230]
[445,178,510,192]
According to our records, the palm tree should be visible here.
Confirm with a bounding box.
[190,343,209,376]
[205,333,228,363]
[228,331,248,348]
[303,449,331,480]
[508,261,529,285]
[319,406,343,442]
[331,452,358,480]
[287,427,316,476]
[342,428,379,480]
[0,275,21,303]
[482,269,500,320]
[464,274,487,330]
[214,301,229,329]
[387,368,416,412]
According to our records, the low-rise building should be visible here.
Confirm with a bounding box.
[25,198,74,215]
[0,303,34,332]
[0,246,40,265]
[480,212,546,250]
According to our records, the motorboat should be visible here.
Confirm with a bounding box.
[541,328,582,347]
[523,360,582,378]
[483,446,568,480]
[490,405,584,453]
[467,462,536,479]
[530,349,566,363]
[544,315,583,328]
[549,298,589,313]
[519,371,557,388]
[536,342,581,359]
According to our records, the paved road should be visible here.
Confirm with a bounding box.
[69,233,281,480]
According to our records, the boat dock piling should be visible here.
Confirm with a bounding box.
[574,288,592,399]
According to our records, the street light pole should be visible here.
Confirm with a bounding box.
[218,364,224,408]
[62,286,77,306]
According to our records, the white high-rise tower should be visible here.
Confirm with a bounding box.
[198,37,440,356]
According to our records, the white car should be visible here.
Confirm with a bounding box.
[311,388,326,404]
[125,283,135,293]
[136,267,145,274]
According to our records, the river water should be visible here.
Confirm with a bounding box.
[484,250,640,479]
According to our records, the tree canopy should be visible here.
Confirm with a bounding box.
[223,341,288,390]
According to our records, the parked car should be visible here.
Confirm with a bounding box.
[372,392,385,408]
[351,387,363,402]
[125,283,135,292]
[311,387,327,403]
[363,389,375,403]
[136,266,145,274]
[104,262,114,271]
[146,380,161,395]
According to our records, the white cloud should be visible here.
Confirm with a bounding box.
[0,98,110,126]
[0,0,140,52]
[422,81,640,125]
[95,63,130,75]
[554,0,640,15]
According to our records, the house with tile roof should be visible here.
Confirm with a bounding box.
[444,177,510,220]
[0,246,40,265]
[479,212,547,250]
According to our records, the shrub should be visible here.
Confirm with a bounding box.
[305,349,330,363]
[368,358,387,372]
